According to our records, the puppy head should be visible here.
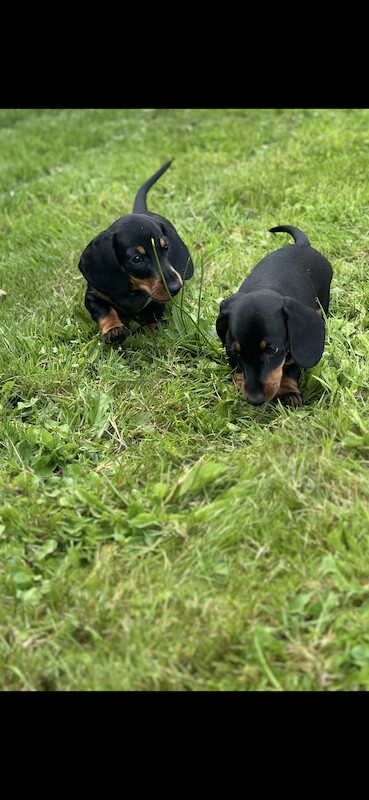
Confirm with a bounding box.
[78,214,183,303]
[216,291,325,405]
[113,214,183,301]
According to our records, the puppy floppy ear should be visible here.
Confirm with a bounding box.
[78,231,130,296]
[153,214,194,280]
[216,294,240,344]
[283,297,326,367]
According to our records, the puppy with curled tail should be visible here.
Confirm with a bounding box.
[216,225,333,407]
[78,160,194,344]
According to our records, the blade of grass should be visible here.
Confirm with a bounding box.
[150,237,222,359]
[254,636,284,691]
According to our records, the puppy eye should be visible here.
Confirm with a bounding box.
[162,243,169,252]
[130,254,143,264]
[265,345,279,356]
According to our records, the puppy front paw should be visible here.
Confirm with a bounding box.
[233,370,244,389]
[102,324,130,345]
[278,391,303,408]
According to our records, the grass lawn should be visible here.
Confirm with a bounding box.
[1,107,369,691]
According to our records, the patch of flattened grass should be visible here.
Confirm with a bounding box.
[2,108,369,690]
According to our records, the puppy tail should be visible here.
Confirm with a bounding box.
[133,159,173,213]
[269,225,310,246]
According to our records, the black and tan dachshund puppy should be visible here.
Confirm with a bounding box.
[78,160,194,344]
[216,225,333,406]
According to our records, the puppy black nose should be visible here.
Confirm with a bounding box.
[168,281,183,297]
[247,392,265,406]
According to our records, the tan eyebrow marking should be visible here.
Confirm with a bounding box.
[160,238,166,247]
[233,342,241,352]
[136,245,146,255]
[260,340,267,349]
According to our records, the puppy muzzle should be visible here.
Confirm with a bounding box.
[241,359,285,405]
[128,267,183,302]
[163,266,183,299]
[148,279,182,302]
[246,391,266,406]
[166,279,183,297]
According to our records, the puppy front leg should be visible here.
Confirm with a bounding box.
[276,362,302,407]
[136,301,166,333]
[84,287,130,345]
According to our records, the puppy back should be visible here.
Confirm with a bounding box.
[239,242,332,313]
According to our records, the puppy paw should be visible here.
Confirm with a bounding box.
[233,370,244,389]
[278,391,303,408]
[145,322,159,334]
[102,324,130,345]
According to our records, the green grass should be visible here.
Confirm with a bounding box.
[1,107,369,690]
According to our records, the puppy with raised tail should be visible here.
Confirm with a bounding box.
[78,160,194,344]
[216,225,333,406]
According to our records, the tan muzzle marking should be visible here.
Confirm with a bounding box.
[263,358,286,401]
[128,266,182,301]
[237,358,287,402]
